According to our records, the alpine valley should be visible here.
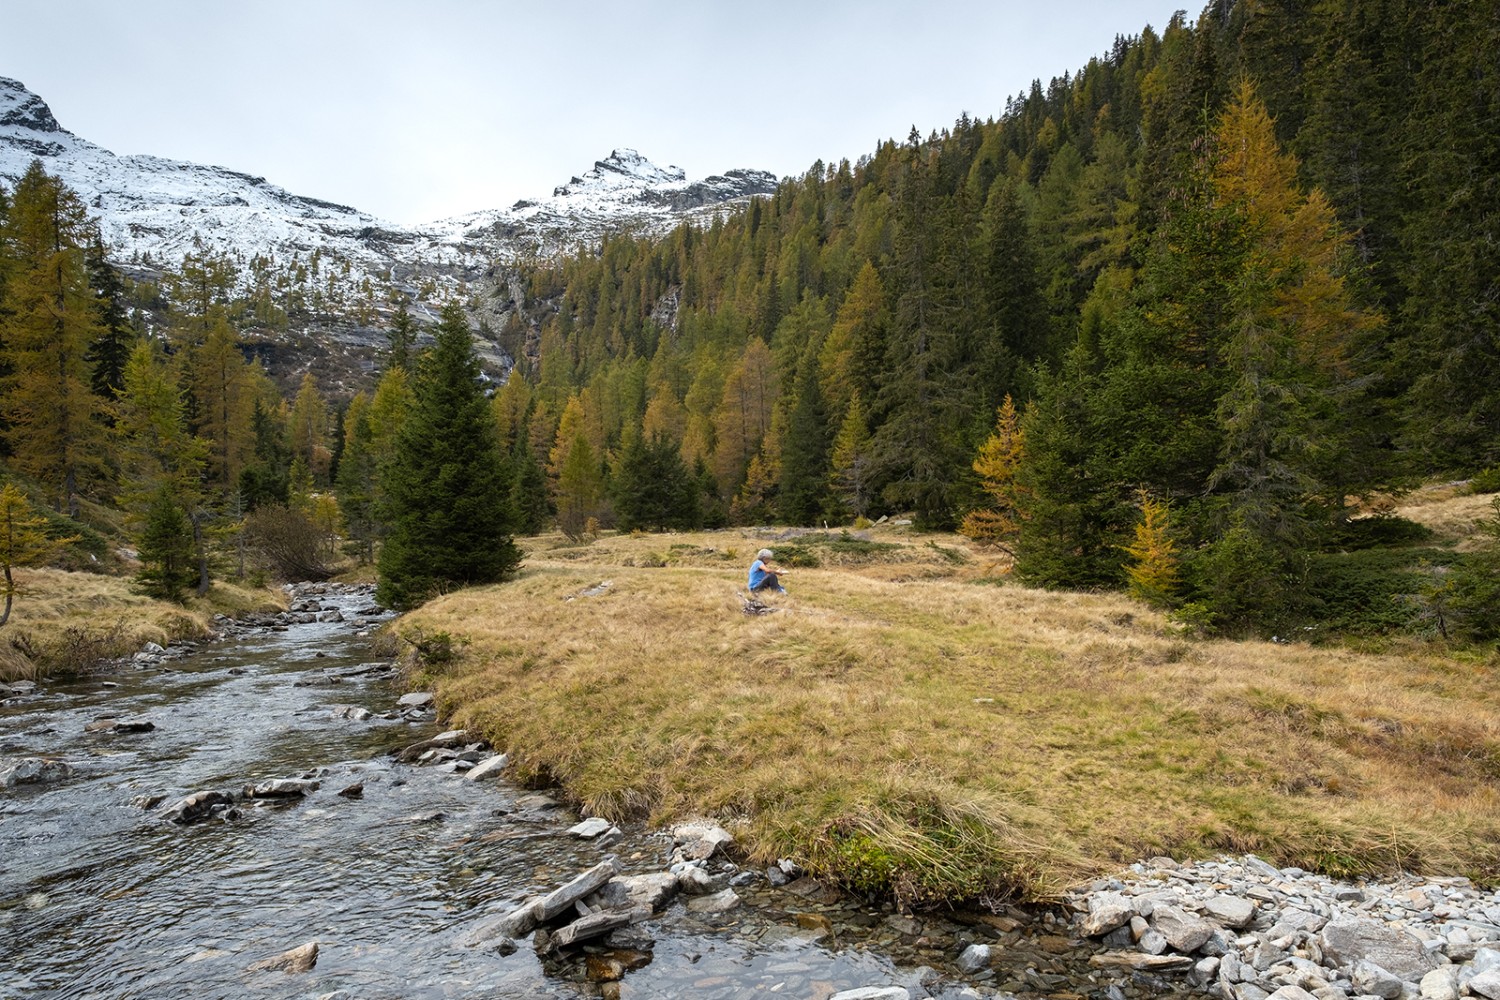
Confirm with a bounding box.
[0,75,777,390]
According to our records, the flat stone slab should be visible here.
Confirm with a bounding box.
[463,754,509,782]
[568,817,613,839]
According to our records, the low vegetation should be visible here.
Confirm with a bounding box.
[0,568,281,682]
[401,508,1500,908]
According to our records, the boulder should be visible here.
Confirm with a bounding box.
[1319,917,1437,982]
[1152,904,1215,952]
[955,943,992,973]
[1351,960,1404,999]
[1082,892,1135,936]
[672,820,735,860]
[1204,895,1257,929]
[545,909,634,951]
[247,940,318,973]
[1419,966,1461,1000]
[1470,968,1500,1000]
[0,757,74,788]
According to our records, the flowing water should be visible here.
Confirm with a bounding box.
[0,588,1162,1000]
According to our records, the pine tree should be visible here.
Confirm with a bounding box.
[777,351,831,525]
[377,303,519,609]
[83,233,135,401]
[387,296,416,370]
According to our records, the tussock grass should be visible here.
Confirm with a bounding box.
[402,526,1500,905]
[0,569,282,681]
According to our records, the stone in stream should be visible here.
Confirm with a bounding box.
[84,716,155,734]
[161,789,236,824]
[396,729,475,763]
[955,943,992,973]
[0,757,74,787]
[328,705,372,721]
[542,909,634,952]
[336,782,364,799]
[587,872,680,914]
[463,753,509,782]
[828,988,911,1000]
[246,940,318,973]
[671,820,734,861]
[568,817,614,839]
[243,778,319,799]
[398,691,434,708]
[685,888,740,914]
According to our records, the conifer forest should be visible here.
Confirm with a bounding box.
[1,0,1497,636]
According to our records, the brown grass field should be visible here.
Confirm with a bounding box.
[400,504,1500,906]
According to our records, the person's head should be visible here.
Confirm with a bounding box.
[757,548,773,561]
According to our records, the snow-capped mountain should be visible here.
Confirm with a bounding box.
[0,75,777,285]
[431,149,778,260]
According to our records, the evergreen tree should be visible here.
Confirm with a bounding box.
[83,233,135,400]
[612,432,700,532]
[777,351,832,525]
[377,303,519,609]
[0,482,77,627]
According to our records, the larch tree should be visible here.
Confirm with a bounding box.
[0,162,113,514]
[0,483,76,628]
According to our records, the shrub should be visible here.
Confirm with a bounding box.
[244,504,335,582]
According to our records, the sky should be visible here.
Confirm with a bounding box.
[5,0,1187,226]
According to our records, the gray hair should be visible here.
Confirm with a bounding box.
[757,548,773,560]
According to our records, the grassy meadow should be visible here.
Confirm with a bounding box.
[400,499,1500,906]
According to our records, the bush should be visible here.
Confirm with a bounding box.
[244,504,335,582]
[1471,467,1500,495]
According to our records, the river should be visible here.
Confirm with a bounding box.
[0,585,1170,1000]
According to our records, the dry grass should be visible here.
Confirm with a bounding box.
[0,569,283,681]
[400,523,1500,905]
[1395,483,1500,552]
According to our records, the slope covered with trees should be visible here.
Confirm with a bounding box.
[485,0,1499,632]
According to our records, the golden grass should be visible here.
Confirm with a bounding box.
[0,569,284,681]
[400,524,1500,904]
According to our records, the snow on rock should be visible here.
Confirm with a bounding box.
[0,78,777,284]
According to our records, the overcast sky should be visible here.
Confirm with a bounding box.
[5,1,1186,226]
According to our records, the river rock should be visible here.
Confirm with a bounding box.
[162,789,236,823]
[955,943,992,973]
[329,705,371,721]
[1152,904,1215,952]
[1264,988,1318,1000]
[464,753,509,781]
[396,729,473,762]
[1469,968,1500,1000]
[545,909,634,951]
[0,757,74,787]
[537,859,622,922]
[1419,966,1461,1000]
[316,610,343,623]
[685,888,740,914]
[336,782,363,799]
[1351,960,1405,999]
[672,820,734,860]
[1082,892,1135,936]
[568,817,613,839]
[1089,952,1195,971]
[1320,917,1437,981]
[588,872,680,914]
[670,861,717,894]
[1205,895,1257,929]
[247,940,318,973]
[243,778,319,798]
[398,692,434,708]
[86,716,156,734]
[828,989,911,1000]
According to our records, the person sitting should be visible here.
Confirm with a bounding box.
[747,548,787,594]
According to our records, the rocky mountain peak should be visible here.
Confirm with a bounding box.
[0,77,65,135]
[554,148,688,197]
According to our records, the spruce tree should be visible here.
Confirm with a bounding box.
[376,303,519,609]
